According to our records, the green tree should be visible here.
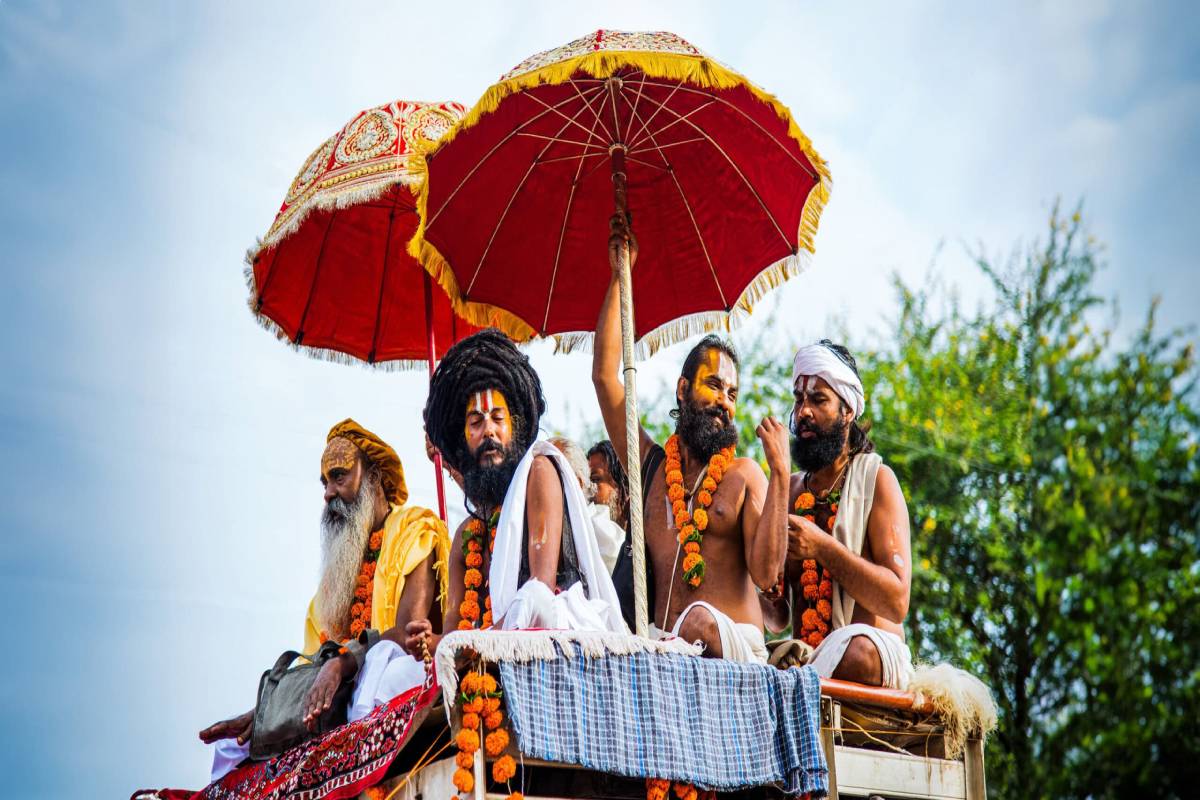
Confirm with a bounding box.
[664,207,1199,797]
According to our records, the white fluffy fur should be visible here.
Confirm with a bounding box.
[909,663,998,760]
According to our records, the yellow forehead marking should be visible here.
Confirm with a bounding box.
[322,437,358,477]
[692,350,737,401]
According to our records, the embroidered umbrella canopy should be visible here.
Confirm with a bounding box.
[409,31,831,634]
[246,99,487,519]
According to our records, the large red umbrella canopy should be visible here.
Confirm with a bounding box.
[247,99,486,368]
[411,30,831,355]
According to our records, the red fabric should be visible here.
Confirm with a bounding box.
[253,184,479,364]
[422,68,822,339]
[139,679,438,800]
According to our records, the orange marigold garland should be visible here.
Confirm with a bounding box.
[794,490,838,648]
[664,435,735,588]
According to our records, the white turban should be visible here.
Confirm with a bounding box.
[791,344,865,419]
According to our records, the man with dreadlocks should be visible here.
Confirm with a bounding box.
[766,341,914,688]
[404,329,625,657]
[593,219,791,662]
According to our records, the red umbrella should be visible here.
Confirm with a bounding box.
[409,30,831,633]
[246,99,485,519]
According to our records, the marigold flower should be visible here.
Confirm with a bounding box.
[814,618,829,636]
[682,552,702,573]
[485,728,510,757]
[674,509,691,529]
[464,568,483,588]
[461,673,482,694]
[509,793,524,800]
[706,465,723,483]
[802,583,819,601]
[830,502,838,513]
[686,572,703,588]
[485,710,504,730]
[492,753,517,782]
[481,673,498,694]
[697,490,713,506]
[354,585,370,600]
[806,631,825,648]
[363,561,377,579]
[369,532,383,551]
[795,492,815,511]
[680,523,696,539]
[463,696,484,714]
[800,569,819,586]
[668,483,685,502]
[356,572,370,587]
[466,552,483,568]
[456,750,474,769]
[816,599,832,620]
[350,602,365,619]
[647,778,670,800]
[482,611,493,628]
[819,578,833,599]
[684,541,700,555]
[484,696,501,714]
[485,596,492,610]
[459,599,480,621]
[467,538,482,553]
[802,559,817,571]
[825,514,837,532]
[467,518,485,535]
[801,608,821,629]
[349,619,365,637]
[666,469,683,485]
[455,728,480,753]
[672,499,687,516]
[693,508,708,530]
[702,476,717,492]
[673,782,698,800]
[458,619,474,630]
[452,767,474,793]
[462,711,480,730]
[803,514,815,524]
[709,453,728,470]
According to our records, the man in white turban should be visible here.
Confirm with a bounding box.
[763,340,915,688]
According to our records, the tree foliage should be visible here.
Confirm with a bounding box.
[647,207,1199,798]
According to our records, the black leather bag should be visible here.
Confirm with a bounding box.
[248,639,356,760]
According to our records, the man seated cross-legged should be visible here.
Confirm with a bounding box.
[764,341,915,688]
[593,216,790,662]
[404,329,625,659]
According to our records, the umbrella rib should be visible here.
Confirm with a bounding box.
[367,189,401,362]
[627,79,685,152]
[542,80,610,333]
[535,151,607,165]
[621,94,728,309]
[625,155,669,171]
[568,78,617,145]
[465,110,585,296]
[637,80,815,177]
[523,86,615,146]
[629,135,706,155]
[427,88,602,227]
[635,89,793,250]
[627,98,716,153]
[623,71,650,144]
[294,208,339,344]
[515,131,608,150]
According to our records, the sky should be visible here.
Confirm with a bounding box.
[1,1,1197,796]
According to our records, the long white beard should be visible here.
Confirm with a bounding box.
[314,477,377,639]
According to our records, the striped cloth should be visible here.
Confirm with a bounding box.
[499,646,827,795]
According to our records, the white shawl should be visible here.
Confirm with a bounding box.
[490,440,627,633]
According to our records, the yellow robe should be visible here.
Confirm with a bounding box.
[303,503,450,654]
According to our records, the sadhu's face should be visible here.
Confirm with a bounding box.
[791,375,850,438]
[679,348,739,424]
[464,389,514,467]
[321,437,365,505]
[588,452,618,507]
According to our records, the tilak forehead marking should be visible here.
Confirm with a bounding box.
[322,437,358,476]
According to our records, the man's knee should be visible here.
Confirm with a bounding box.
[831,635,883,685]
[676,605,723,658]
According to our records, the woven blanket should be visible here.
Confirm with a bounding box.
[500,645,827,795]
[133,679,438,800]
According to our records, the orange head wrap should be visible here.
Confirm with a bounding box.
[326,418,408,506]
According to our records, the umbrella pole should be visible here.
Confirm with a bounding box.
[610,144,649,638]
[424,270,450,523]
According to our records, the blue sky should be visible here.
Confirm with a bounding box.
[1,2,1197,796]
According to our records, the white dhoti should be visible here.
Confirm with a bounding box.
[808,622,914,689]
[208,641,425,781]
[652,600,768,664]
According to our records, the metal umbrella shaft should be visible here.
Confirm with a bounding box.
[610,143,649,638]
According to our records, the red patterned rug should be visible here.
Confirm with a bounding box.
[134,679,439,800]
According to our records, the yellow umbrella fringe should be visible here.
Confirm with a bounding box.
[241,252,434,373]
[554,247,812,359]
[407,46,831,351]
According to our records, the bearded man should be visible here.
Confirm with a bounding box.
[404,329,625,658]
[770,341,914,688]
[199,420,449,779]
[593,218,791,662]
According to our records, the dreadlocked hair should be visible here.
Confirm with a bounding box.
[816,338,875,455]
[423,328,546,474]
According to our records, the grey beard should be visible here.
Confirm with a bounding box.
[314,475,378,639]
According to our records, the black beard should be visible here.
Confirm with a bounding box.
[461,439,523,510]
[791,416,849,473]
[676,399,738,460]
